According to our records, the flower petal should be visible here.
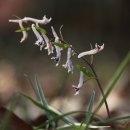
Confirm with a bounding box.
[42,34,54,55]
[72,71,84,95]
[51,26,60,42]
[23,15,52,25]
[18,20,28,43]
[51,46,61,66]
[78,43,104,58]
[31,24,45,50]
[62,47,73,73]
[51,26,62,66]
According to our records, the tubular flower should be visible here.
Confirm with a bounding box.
[42,34,54,55]
[31,24,45,50]
[51,26,59,42]
[51,26,62,66]
[9,15,52,25]
[62,47,74,73]
[72,71,84,95]
[23,15,52,25]
[18,20,28,43]
[78,43,104,58]
[8,19,28,43]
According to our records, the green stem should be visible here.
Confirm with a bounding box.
[56,122,110,130]
[94,51,130,116]
[45,30,110,118]
[62,40,110,118]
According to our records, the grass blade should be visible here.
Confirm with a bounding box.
[86,90,95,123]
[80,91,95,130]
[56,123,110,130]
[35,75,48,106]
[24,74,39,99]
[20,92,73,125]
[99,115,130,124]
[94,51,130,114]
[35,75,55,127]
[37,111,103,129]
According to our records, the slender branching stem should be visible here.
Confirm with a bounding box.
[47,30,110,118]
[61,39,110,118]
[14,23,110,118]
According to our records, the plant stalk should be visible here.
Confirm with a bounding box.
[62,40,110,118]
[47,31,110,118]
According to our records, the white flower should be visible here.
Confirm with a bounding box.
[18,20,28,43]
[42,34,54,55]
[72,71,84,95]
[51,26,59,42]
[9,15,52,25]
[78,43,104,58]
[23,15,52,25]
[51,26,62,66]
[51,46,61,66]
[62,47,73,73]
[9,15,51,43]
[8,19,28,43]
[31,24,45,50]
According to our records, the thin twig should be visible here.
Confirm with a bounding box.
[46,30,110,118]
[61,39,110,119]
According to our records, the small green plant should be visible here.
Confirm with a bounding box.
[4,14,130,130]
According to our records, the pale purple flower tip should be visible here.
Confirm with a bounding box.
[72,71,84,95]
[62,47,73,73]
[42,34,54,55]
[23,15,52,25]
[78,43,104,58]
[51,26,62,66]
[31,24,45,50]
[9,15,52,25]
[18,20,28,43]
[51,26,60,42]
[51,46,61,66]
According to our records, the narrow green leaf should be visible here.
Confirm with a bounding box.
[35,26,46,34]
[76,64,95,78]
[24,74,39,99]
[35,75,48,106]
[52,42,69,49]
[56,123,110,130]
[37,111,102,129]
[36,111,87,129]
[20,92,73,125]
[86,91,95,121]
[94,51,130,115]
[83,91,95,130]
[15,27,31,32]
[101,115,130,124]
[35,75,56,128]
[20,92,50,112]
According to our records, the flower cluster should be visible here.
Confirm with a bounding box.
[9,15,104,95]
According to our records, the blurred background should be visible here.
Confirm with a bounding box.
[0,0,129,119]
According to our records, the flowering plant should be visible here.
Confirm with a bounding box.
[9,15,104,96]
[7,14,130,130]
